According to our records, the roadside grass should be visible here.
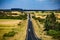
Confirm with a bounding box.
[32,19,41,38]
[32,19,58,40]
[18,20,27,40]
[0,19,27,40]
[32,12,60,40]
[32,12,58,39]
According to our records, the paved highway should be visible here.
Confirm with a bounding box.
[26,14,41,40]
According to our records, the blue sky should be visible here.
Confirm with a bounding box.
[0,0,60,10]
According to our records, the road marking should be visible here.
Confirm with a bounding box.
[28,28,30,32]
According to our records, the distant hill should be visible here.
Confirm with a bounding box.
[11,8,23,11]
[0,8,23,11]
[0,8,60,11]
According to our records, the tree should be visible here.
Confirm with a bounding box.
[44,13,56,30]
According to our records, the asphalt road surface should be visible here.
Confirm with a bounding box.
[26,14,41,40]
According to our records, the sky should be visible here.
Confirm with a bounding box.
[0,0,60,10]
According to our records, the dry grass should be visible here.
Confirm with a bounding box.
[32,19,58,40]
[0,20,20,25]
[34,12,51,19]
[32,12,60,40]
[56,20,60,23]
[34,12,60,19]
[0,19,21,27]
[5,20,27,40]
[16,20,27,40]
[0,19,21,40]
[0,19,27,40]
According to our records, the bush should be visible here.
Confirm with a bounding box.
[44,13,60,40]
[18,22,21,26]
[37,18,45,23]
[32,16,37,20]
[32,16,45,23]
[3,31,17,37]
[44,13,56,30]
[55,22,60,31]
[47,30,57,36]
[47,30,60,39]
[0,14,27,20]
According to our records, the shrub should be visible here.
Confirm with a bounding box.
[44,13,56,30]
[47,30,60,39]
[18,22,21,26]
[3,31,17,37]
[55,22,60,31]
[47,30,57,36]
[0,13,27,20]
[32,16,37,20]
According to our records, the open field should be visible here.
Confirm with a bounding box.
[0,19,21,27]
[0,19,27,40]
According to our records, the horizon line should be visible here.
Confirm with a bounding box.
[0,8,60,11]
